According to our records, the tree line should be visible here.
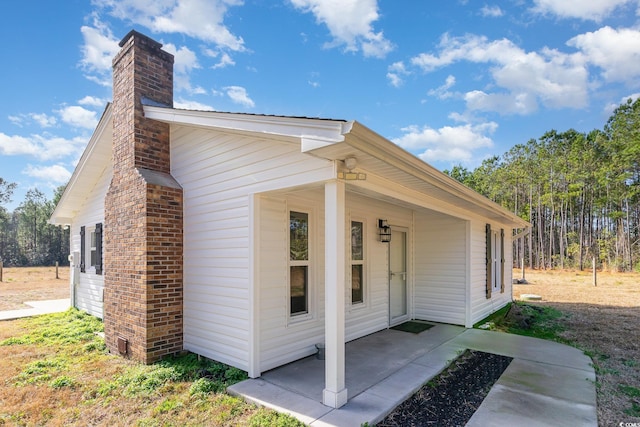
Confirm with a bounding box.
[447,98,639,272]
[1,99,638,271]
[0,181,69,267]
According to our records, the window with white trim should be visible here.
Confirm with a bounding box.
[80,223,102,275]
[90,230,98,267]
[289,211,309,316]
[351,220,364,304]
[485,224,503,298]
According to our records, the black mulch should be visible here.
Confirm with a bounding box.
[377,350,513,427]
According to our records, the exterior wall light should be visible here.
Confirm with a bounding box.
[337,157,366,180]
[378,219,391,242]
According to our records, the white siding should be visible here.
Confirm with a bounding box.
[344,195,412,340]
[70,164,111,319]
[414,213,467,325]
[171,126,334,372]
[257,191,414,372]
[258,191,326,372]
[469,219,514,325]
[169,124,518,373]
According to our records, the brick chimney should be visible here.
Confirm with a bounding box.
[104,30,184,363]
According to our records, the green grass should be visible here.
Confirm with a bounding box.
[483,302,566,342]
[0,308,104,347]
[619,384,640,398]
[0,309,304,426]
[473,303,512,329]
[625,402,640,417]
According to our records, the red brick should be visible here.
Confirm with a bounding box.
[104,31,184,364]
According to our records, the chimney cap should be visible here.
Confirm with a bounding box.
[119,29,163,49]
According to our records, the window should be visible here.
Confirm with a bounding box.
[485,225,504,298]
[80,223,102,275]
[289,211,309,316]
[90,230,98,267]
[351,221,364,304]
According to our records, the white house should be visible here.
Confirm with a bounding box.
[50,30,528,409]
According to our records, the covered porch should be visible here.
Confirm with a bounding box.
[253,179,473,408]
[229,323,597,427]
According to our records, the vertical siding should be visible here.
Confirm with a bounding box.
[171,126,333,372]
[71,164,111,319]
[469,220,514,324]
[414,213,467,325]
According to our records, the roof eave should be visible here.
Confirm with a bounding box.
[49,103,113,225]
[344,122,530,229]
[143,105,353,144]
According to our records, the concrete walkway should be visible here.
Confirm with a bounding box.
[228,325,597,426]
[0,299,70,321]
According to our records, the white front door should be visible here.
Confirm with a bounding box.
[389,229,408,325]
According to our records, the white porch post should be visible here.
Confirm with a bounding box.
[323,179,348,408]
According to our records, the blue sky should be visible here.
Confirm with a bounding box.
[1,0,640,210]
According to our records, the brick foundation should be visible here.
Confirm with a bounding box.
[104,30,183,364]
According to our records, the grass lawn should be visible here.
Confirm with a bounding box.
[0,309,303,426]
[498,269,640,426]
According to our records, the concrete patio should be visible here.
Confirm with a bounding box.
[228,324,597,426]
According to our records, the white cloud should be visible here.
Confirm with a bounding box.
[163,43,206,94]
[0,133,87,161]
[97,0,246,51]
[58,106,99,129]
[531,0,636,21]
[387,61,409,87]
[213,52,235,69]
[7,113,57,128]
[174,98,216,111]
[224,86,255,108]
[480,5,504,17]
[392,122,497,164]
[8,115,24,127]
[290,0,393,58]
[0,133,34,156]
[410,33,588,114]
[568,26,640,83]
[428,75,457,99]
[464,90,538,114]
[78,96,107,107]
[23,164,72,184]
[203,48,236,69]
[163,43,200,75]
[79,17,120,86]
[29,113,57,128]
[603,92,640,115]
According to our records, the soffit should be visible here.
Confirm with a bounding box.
[50,104,113,224]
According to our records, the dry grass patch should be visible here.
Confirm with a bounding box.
[513,269,640,426]
[0,266,69,310]
[0,310,303,426]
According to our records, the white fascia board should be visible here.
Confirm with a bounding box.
[144,106,353,146]
[345,122,530,229]
[50,104,113,225]
[48,217,73,226]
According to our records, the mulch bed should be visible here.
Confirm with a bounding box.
[378,350,513,426]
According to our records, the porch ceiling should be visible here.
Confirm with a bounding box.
[304,123,529,228]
